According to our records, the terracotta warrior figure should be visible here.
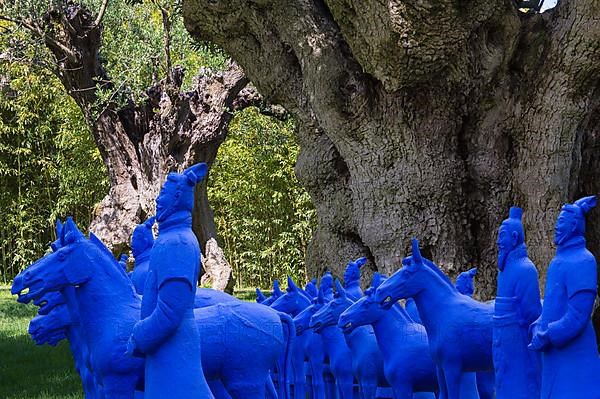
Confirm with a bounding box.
[493,207,542,398]
[529,196,600,399]
[127,163,214,399]
[130,216,156,295]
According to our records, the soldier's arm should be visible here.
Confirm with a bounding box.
[546,290,596,348]
[131,279,193,354]
[517,267,542,326]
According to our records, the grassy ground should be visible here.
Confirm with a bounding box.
[0,286,82,399]
[0,286,258,399]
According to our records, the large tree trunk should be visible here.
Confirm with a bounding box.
[183,0,600,298]
[18,3,283,290]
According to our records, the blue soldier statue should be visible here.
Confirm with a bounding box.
[529,196,600,399]
[494,207,542,398]
[130,216,156,295]
[127,163,214,399]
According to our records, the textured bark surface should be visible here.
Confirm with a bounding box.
[20,4,289,290]
[201,238,235,293]
[183,0,600,298]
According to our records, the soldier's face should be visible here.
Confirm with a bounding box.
[156,179,180,222]
[554,211,576,245]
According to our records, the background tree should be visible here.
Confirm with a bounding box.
[183,0,600,297]
[0,0,314,289]
[0,0,287,289]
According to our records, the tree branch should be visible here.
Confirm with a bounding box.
[93,0,110,27]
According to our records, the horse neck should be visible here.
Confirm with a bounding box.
[371,307,410,353]
[320,325,349,357]
[75,254,139,326]
[412,267,458,330]
[291,296,311,316]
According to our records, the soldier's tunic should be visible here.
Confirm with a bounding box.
[538,236,600,399]
[132,212,213,399]
[493,244,542,399]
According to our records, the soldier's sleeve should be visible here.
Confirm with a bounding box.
[131,279,193,354]
[546,256,597,348]
[516,266,542,326]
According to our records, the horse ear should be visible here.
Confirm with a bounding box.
[468,268,477,277]
[62,217,84,245]
[355,257,367,268]
[371,272,381,289]
[335,279,346,298]
[144,216,156,229]
[256,288,267,303]
[273,279,283,296]
[287,276,298,292]
[55,220,63,238]
[411,238,423,265]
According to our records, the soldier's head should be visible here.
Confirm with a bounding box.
[497,207,525,270]
[156,163,208,223]
[555,196,597,245]
[131,216,155,257]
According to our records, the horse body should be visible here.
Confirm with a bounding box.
[195,301,290,399]
[375,240,494,399]
[312,281,388,399]
[12,220,290,399]
[339,293,438,399]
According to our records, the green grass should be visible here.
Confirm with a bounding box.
[0,286,82,399]
[0,286,259,398]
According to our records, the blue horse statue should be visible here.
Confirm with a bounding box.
[343,257,367,300]
[375,239,494,399]
[340,273,439,398]
[12,218,292,399]
[256,279,284,306]
[271,274,335,399]
[311,279,388,399]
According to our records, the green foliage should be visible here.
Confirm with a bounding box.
[209,108,316,288]
[0,50,108,282]
[0,1,314,287]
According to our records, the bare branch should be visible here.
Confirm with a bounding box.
[93,0,110,27]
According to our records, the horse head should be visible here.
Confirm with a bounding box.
[375,238,431,308]
[12,218,92,300]
[455,267,477,297]
[343,257,367,288]
[271,276,312,314]
[33,329,67,347]
[310,279,354,333]
[28,305,71,344]
[305,278,318,299]
[255,288,268,303]
[293,302,321,336]
[338,273,387,334]
[33,291,66,315]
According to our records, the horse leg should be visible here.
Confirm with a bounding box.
[223,375,267,399]
[359,379,377,399]
[208,379,233,399]
[310,358,327,399]
[336,374,354,399]
[441,365,462,399]
[265,377,278,399]
[435,366,447,399]
[100,374,138,399]
[458,372,479,399]
[391,383,412,399]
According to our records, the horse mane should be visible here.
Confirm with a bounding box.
[89,233,130,280]
[422,258,456,291]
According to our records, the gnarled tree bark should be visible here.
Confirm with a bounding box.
[7,3,282,290]
[183,0,600,298]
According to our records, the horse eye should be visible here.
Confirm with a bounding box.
[57,252,66,262]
